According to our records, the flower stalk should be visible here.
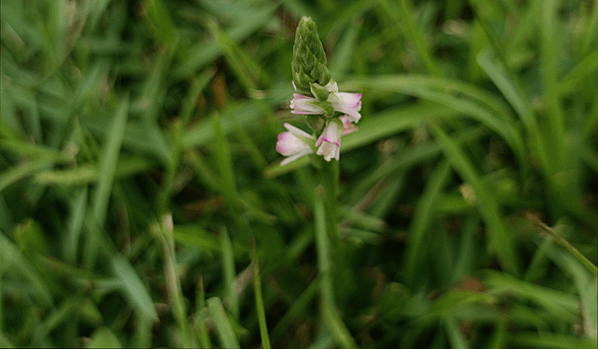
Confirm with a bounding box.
[275,16,363,316]
[319,156,340,245]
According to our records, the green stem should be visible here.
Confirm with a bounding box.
[158,215,192,347]
[527,213,598,277]
[251,243,271,349]
[315,157,339,311]
[158,118,183,218]
[194,277,211,348]
[320,158,340,245]
[314,192,334,310]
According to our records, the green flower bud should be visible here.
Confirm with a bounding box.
[292,17,332,96]
[310,82,330,101]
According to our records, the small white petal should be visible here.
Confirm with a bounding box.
[290,94,324,115]
[283,123,315,139]
[325,81,338,93]
[280,149,311,166]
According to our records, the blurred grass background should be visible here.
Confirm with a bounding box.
[1,0,597,348]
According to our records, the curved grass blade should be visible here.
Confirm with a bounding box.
[112,255,158,321]
[350,75,526,170]
[430,122,520,275]
[207,297,241,348]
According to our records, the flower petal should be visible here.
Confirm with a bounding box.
[315,120,342,161]
[283,123,315,139]
[325,81,338,93]
[290,94,324,115]
[330,92,362,123]
[276,124,315,166]
[336,92,362,110]
[316,141,340,161]
[339,115,358,135]
[280,149,311,166]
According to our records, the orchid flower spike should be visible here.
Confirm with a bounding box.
[278,16,363,166]
[276,123,316,166]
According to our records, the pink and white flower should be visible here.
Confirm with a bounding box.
[325,82,362,123]
[290,81,362,123]
[276,123,315,166]
[339,115,357,135]
[315,119,342,162]
[290,93,323,115]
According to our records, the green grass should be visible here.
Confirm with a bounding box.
[1,0,597,348]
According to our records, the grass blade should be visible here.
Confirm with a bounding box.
[511,333,596,349]
[91,96,129,226]
[0,154,68,194]
[207,297,241,348]
[405,160,452,285]
[112,255,158,321]
[444,316,469,349]
[350,76,526,168]
[527,213,597,277]
[251,245,271,349]
[430,122,520,275]
[0,232,52,307]
[322,303,359,349]
[88,327,122,348]
[84,96,129,270]
[220,226,239,320]
[194,277,211,348]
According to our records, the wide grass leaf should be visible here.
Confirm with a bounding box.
[350,75,527,168]
[88,326,122,348]
[511,333,597,349]
[112,255,158,321]
[0,232,52,307]
[207,297,241,348]
[92,96,129,226]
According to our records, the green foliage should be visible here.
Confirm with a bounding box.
[1,0,596,348]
